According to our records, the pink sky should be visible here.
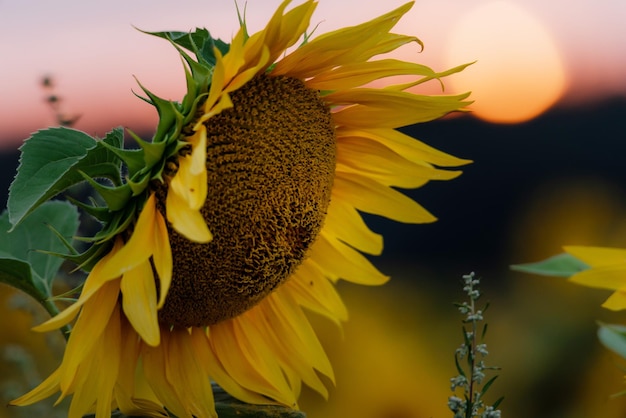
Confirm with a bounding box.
[1,0,625,148]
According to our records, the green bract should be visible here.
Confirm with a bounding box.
[7,29,230,270]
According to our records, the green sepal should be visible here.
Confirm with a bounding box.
[65,195,112,222]
[511,253,589,277]
[183,92,209,126]
[83,161,124,186]
[58,240,112,273]
[175,45,212,97]
[134,77,182,145]
[128,130,169,168]
[78,172,132,211]
[91,209,135,245]
[74,198,137,245]
[8,127,123,229]
[99,141,146,177]
[235,2,249,42]
[144,28,230,68]
[181,60,201,115]
[127,174,151,196]
[44,222,80,256]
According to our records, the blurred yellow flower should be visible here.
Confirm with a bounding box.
[565,245,626,310]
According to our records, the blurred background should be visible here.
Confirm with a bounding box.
[2,0,626,417]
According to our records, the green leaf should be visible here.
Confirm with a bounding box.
[8,127,123,228]
[454,352,466,378]
[492,396,504,410]
[480,375,499,397]
[511,252,589,277]
[0,258,44,302]
[598,323,626,359]
[0,200,80,308]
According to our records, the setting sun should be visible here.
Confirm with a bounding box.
[445,1,567,124]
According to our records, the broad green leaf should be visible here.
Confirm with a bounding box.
[598,323,626,359]
[511,253,589,277]
[8,127,124,228]
[0,257,44,303]
[0,200,80,298]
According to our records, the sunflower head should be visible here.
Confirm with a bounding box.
[7,1,473,417]
[158,74,337,326]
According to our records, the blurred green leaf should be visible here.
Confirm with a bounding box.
[511,252,589,277]
[598,323,626,359]
[8,127,123,228]
[480,375,498,397]
[0,200,80,308]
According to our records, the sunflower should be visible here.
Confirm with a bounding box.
[565,246,626,310]
[10,1,471,417]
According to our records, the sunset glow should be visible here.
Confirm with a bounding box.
[1,0,625,149]
[445,1,567,124]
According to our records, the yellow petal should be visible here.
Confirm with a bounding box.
[199,49,227,121]
[569,265,626,291]
[188,125,208,177]
[169,154,207,211]
[10,367,62,406]
[190,328,271,405]
[99,194,158,280]
[273,2,414,78]
[33,239,124,333]
[167,329,216,418]
[265,291,334,383]
[332,172,436,224]
[153,211,173,309]
[225,46,270,94]
[165,186,213,243]
[142,334,191,418]
[239,301,329,399]
[336,136,461,188]
[286,260,348,323]
[323,197,382,255]
[114,319,167,418]
[120,260,160,346]
[114,319,143,414]
[337,127,471,167]
[210,319,296,407]
[329,89,471,128]
[309,234,389,286]
[306,59,440,91]
[564,245,626,267]
[602,290,626,311]
[69,306,121,418]
[59,280,120,395]
[263,0,316,63]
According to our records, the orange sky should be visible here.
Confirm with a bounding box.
[1,0,625,148]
